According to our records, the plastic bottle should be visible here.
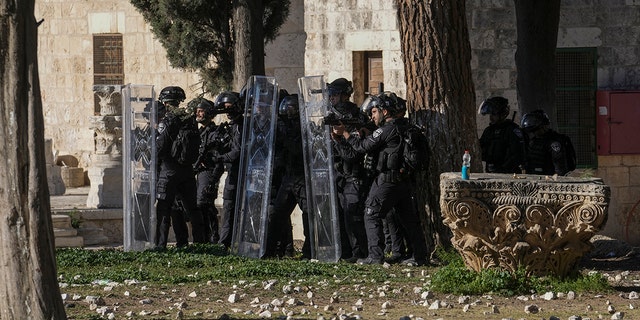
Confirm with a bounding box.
[461,150,471,180]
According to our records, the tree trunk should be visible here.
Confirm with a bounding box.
[233,0,266,91]
[396,0,479,253]
[0,0,66,318]
[514,0,561,125]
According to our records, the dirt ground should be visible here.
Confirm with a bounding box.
[63,236,640,319]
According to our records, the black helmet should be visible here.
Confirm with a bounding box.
[159,86,186,105]
[278,94,299,119]
[521,109,551,132]
[189,98,216,123]
[380,92,406,116]
[360,95,385,117]
[214,91,242,114]
[277,89,290,104]
[478,96,509,117]
[327,78,354,96]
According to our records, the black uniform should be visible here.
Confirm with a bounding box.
[216,115,243,249]
[155,112,206,248]
[331,103,370,261]
[267,115,294,257]
[479,120,526,173]
[265,116,310,258]
[525,130,572,176]
[194,122,228,243]
[346,118,428,264]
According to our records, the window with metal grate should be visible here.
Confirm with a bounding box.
[556,48,598,168]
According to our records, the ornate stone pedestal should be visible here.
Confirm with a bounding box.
[440,172,610,277]
[87,85,123,208]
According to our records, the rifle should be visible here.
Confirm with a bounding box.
[322,112,364,127]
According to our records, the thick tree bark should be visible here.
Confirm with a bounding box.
[0,0,66,318]
[233,0,266,91]
[396,0,479,252]
[514,0,561,124]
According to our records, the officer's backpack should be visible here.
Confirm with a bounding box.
[170,118,200,166]
[399,124,429,174]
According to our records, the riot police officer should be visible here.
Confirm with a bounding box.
[155,86,206,249]
[478,97,526,174]
[192,97,226,243]
[269,89,294,257]
[212,91,244,249]
[265,94,311,258]
[336,93,429,266]
[327,78,370,262]
[521,109,576,176]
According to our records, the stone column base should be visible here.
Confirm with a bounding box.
[86,166,123,208]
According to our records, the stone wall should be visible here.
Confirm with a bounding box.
[596,155,640,246]
[303,0,407,97]
[265,0,306,93]
[35,0,202,171]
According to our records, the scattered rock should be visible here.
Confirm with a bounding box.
[271,298,283,307]
[228,293,239,303]
[258,310,271,318]
[524,304,539,314]
[611,311,625,319]
[85,296,105,306]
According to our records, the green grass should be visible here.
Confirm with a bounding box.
[56,244,393,285]
[429,248,611,296]
[56,245,611,296]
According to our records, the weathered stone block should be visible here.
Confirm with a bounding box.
[622,155,640,166]
[629,167,640,186]
[598,155,623,167]
[604,167,631,187]
[616,186,640,204]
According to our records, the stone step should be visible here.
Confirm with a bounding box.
[52,214,74,229]
[54,236,84,248]
[54,228,78,237]
[51,214,83,248]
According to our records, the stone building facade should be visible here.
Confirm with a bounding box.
[36,1,640,245]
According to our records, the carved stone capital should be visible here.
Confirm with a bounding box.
[93,85,123,116]
[89,116,122,156]
[440,172,610,277]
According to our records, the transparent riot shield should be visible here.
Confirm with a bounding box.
[231,76,279,258]
[297,75,341,262]
[122,84,157,251]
